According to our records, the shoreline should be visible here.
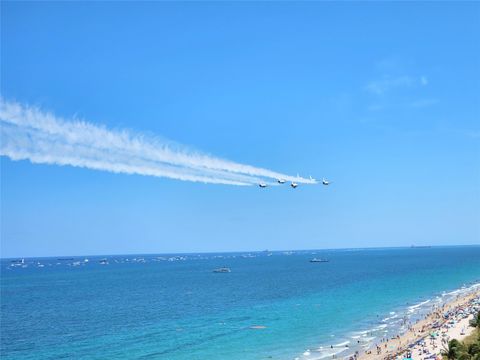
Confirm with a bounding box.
[352,286,480,360]
[295,282,480,360]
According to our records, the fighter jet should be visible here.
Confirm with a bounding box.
[277,179,286,184]
[290,182,298,189]
[322,178,332,186]
[259,183,268,188]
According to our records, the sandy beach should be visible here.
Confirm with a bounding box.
[355,289,480,360]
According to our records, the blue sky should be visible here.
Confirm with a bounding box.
[1,2,479,257]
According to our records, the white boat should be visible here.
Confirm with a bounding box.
[213,267,231,273]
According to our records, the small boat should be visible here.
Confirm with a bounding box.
[99,258,109,265]
[10,259,25,267]
[213,267,231,273]
[309,258,329,263]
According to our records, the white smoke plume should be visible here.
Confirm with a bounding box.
[0,99,317,186]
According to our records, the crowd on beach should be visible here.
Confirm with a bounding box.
[348,291,480,360]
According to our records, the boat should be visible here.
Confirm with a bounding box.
[10,259,25,267]
[309,258,329,263]
[213,267,231,273]
[99,258,109,265]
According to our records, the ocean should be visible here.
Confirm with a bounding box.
[1,246,480,360]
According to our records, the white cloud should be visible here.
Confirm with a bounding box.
[0,99,316,186]
[365,75,428,95]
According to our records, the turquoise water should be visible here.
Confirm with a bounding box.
[1,246,480,360]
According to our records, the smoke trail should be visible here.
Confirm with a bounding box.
[0,99,317,186]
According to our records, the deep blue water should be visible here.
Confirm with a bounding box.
[1,246,480,360]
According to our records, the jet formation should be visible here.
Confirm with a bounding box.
[258,176,331,189]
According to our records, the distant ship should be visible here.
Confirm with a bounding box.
[309,258,329,263]
[10,259,25,267]
[213,267,231,273]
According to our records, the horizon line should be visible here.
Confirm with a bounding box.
[2,243,479,260]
